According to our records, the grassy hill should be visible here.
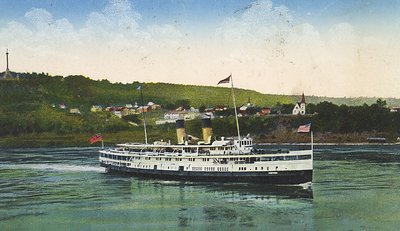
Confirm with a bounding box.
[1,72,400,112]
[1,72,400,147]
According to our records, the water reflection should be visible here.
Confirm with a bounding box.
[123,177,313,229]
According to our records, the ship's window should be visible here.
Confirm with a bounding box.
[261,167,263,170]
[298,155,311,160]
[285,156,297,161]
[255,167,257,170]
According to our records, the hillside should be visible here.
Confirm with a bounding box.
[1,72,400,112]
[1,72,400,147]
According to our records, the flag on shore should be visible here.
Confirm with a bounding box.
[90,134,103,144]
[136,85,142,91]
[297,123,311,133]
[217,75,231,85]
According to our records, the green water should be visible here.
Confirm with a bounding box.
[1,146,400,230]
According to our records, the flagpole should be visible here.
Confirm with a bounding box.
[230,75,241,140]
[311,131,313,153]
[139,86,148,145]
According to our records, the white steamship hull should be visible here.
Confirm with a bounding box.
[99,141,313,185]
[101,163,312,184]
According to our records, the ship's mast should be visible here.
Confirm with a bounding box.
[230,75,241,140]
[138,85,148,144]
[217,74,241,140]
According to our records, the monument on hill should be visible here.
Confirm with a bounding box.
[1,49,18,80]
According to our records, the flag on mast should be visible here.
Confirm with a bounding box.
[297,123,311,133]
[217,75,231,85]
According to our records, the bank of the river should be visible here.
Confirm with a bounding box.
[0,130,174,148]
[0,131,396,148]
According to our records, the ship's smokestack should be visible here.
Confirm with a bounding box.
[202,117,212,144]
[176,119,186,144]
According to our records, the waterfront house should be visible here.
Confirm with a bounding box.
[69,108,81,114]
[148,102,161,110]
[91,105,103,112]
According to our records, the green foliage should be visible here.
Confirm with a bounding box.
[0,105,130,136]
[122,114,141,124]
[308,99,397,133]
[2,73,400,143]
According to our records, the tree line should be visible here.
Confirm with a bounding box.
[308,99,400,134]
[0,99,399,141]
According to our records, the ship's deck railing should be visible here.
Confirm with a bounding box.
[101,148,312,158]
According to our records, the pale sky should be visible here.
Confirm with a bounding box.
[1,0,400,97]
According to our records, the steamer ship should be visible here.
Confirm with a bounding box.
[99,75,313,184]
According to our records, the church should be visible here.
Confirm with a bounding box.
[292,93,306,115]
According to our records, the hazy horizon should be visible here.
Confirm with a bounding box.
[1,0,399,98]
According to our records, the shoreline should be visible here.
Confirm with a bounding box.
[0,131,398,149]
[259,142,400,146]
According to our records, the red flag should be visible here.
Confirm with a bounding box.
[217,75,231,85]
[90,134,103,144]
[297,123,311,133]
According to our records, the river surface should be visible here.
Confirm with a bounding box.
[1,145,400,230]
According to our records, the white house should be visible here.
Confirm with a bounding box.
[147,102,161,110]
[69,108,81,114]
[164,110,186,120]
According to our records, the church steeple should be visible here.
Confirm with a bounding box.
[301,93,306,104]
